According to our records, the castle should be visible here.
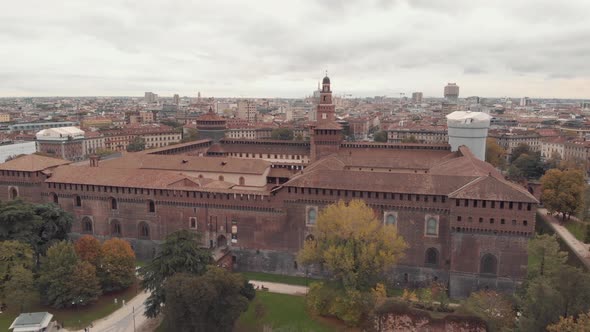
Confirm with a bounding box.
[0,76,537,297]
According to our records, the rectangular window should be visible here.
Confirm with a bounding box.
[464,199,469,207]
[527,203,531,211]
[491,201,495,208]
[500,202,504,209]
[482,201,487,208]
[501,219,505,224]
[457,216,462,222]
[509,202,513,209]
[473,200,478,208]
[490,218,495,224]
[479,217,483,223]
[518,202,523,210]
[456,199,460,207]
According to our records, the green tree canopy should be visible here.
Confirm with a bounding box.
[507,152,544,181]
[39,241,101,308]
[401,135,418,143]
[126,136,146,152]
[519,234,590,331]
[541,169,586,220]
[271,128,294,140]
[0,240,34,300]
[162,268,254,332]
[547,311,590,332]
[99,238,136,292]
[140,230,213,318]
[3,265,38,312]
[510,143,532,162]
[373,131,388,142]
[0,201,72,262]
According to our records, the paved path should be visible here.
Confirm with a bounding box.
[249,280,309,296]
[65,290,155,332]
[537,208,590,270]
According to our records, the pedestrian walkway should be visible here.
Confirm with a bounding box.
[64,290,154,332]
[249,280,309,296]
[537,208,590,270]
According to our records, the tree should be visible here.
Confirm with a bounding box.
[99,238,136,292]
[271,128,294,140]
[485,138,506,169]
[0,201,72,263]
[75,235,102,267]
[298,200,406,325]
[299,200,406,291]
[519,277,564,331]
[519,235,590,331]
[162,268,253,332]
[39,241,101,308]
[510,143,532,162]
[0,241,34,301]
[373,131,388,142]
[401,135,418,143]
[547,311,590,332]
[181,128,199,143]
[140,230,213,318]
[527,234,567,279]
[541,169,586,220]
[4,266,38,312]
[126,137,146,152]
[461,290,515,332]
[33,203,73,257]
[508,152,544,180]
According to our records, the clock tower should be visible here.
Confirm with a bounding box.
[310,74,342,161]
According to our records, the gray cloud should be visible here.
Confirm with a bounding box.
[0,0,589,98]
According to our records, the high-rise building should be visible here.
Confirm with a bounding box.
[173,94,180,105]
[237,100,257,122]
[144,92,158,104]
[412,92,423,104]
[444,83,460,103]
[520,97,531,107]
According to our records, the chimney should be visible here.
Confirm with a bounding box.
[89,154,100,167]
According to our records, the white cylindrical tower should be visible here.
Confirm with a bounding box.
[446,111,492,161]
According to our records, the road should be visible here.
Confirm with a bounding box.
[65,290,154,332]
[249,280,309,295]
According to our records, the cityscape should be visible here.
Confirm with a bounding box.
[1,1,590,332]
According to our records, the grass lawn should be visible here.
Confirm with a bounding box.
[241,271,321,286]
[236,291,341,332]
[564,221,588,243]
[0,281,141,331]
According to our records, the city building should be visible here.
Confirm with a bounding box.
[447,111,492,161]
[35,127,85,161]
[0,76,538,298]
[237,100,257,122]
[0,113,11,123]
[144,92,158,104]
[173,94,180,105]
[444,83,460,103]
[9,121,78,133]
[412,92,423,104]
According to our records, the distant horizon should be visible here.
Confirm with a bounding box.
[1,1,589,99]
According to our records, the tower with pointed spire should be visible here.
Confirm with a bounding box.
[310,73,342,161]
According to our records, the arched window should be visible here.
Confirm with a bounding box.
[9,187,18,200]
[385,213,397,226]
[139,222,150,239]
[425,248,439,266]
[217,234,227,247]
[219,175,224,181]
[148,200,155,213]
[307,207,317,225]
[82,217,93,234]
[426,218,438,236]
[480,253,498,275]
[111,197,118,210]
[111,220,121,236]
[51,193,58,204]
[75,195,82,207]
[239,177,245,186]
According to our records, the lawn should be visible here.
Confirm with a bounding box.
[241,271,321,286]
[564,221,588,243]
[0,281,141,331]
[235,291,340,332]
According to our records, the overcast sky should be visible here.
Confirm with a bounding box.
[1,0,589,99]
